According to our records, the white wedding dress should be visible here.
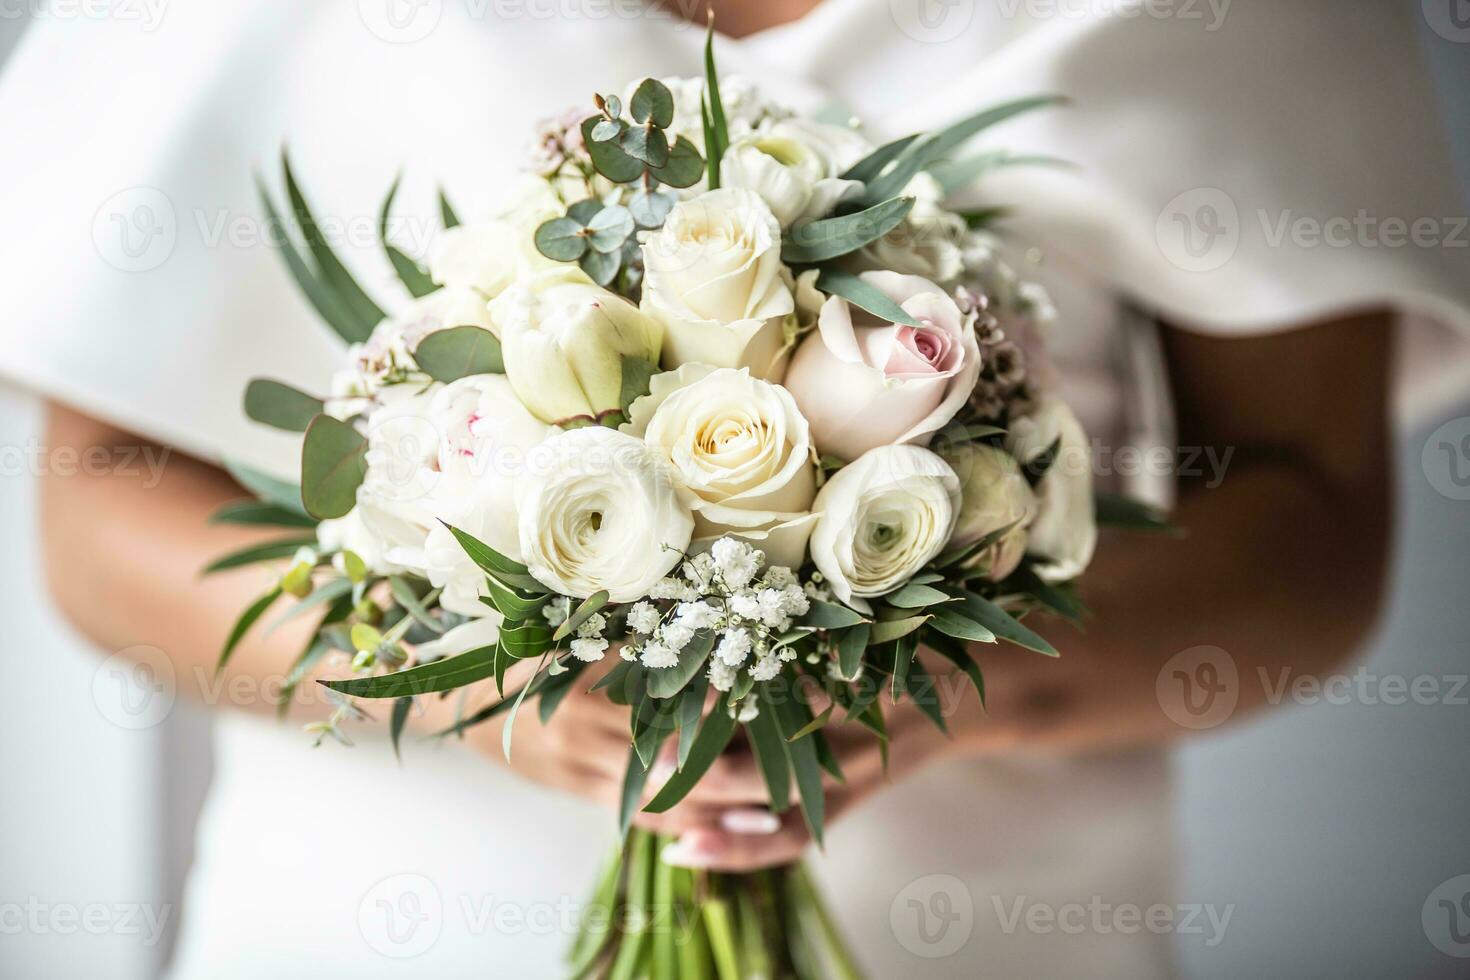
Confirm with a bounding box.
[2,2,1468,977]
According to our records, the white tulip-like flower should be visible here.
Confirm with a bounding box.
[624,364,818,569]
[943,441,1037,581]
[491,268,662,426]
[722,119,867,226]
[1006,399,1096,582]
[516,427,694,601]
[641,188,795,379]
[809,445,960,605]
[782,271,981,461]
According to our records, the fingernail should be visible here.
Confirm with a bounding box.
[720,809,781,835]
[661,839,714,869]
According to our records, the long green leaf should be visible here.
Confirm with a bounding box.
[282,152,385,331]
[218,586,282,675]
[243,378,323,432]
[836,623,870,680]
[254,174,368,344]
[264,576,353,636]
[1095,491,1176,532]
[674,673,707,769]
[782,196,913,264]
[390,696,413,761]
[442,522,535,579]
[745,694,792,812]
[379,173,438,298]
[928,604,998,644]
[816,269,922,328]
[438,188,461,229]
[647,631,713,699]
[202,535,315,575]
[502,653,549,760]
[956,591,1058,655]
[209,499,318,529]
[223,459,308,516]
[320,644,496,698]
[840,133,920,183]
[642,705,738,813]
[388,576,446,634]
[703,21,728,186]
[925,631,986,708]
[772,695,825,846]
[300,415,368,520]
[802,600,867,630]
[553,590,610,642]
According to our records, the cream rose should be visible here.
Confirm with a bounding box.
[624,364,819,568]
[782,272,981,461]
[640,188,795,379]
[722,119,867,226]
[491,268,662,426]
[943,442,1037,581]
[516,427,694,601]
[1006,399,1096,582]
[809,445,960,605]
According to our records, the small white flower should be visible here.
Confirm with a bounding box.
[575,611,608,639]
[650,577,696,602]
[620,646,637,662]
[661,622,696,652]
[674,601,722,630]
[762,566,798,589]
[715,629,754,667]
[750,656,781,681]
[570,637,609,662]
[627,602,662,634]
[708,659,738,692]
[682,552,718,592]
[736,698,761,723]
[729,591,763,623]
[541,596,571,628]
[828,660,864,683]
[756,589,792,629]
[712,537,762,589]
[804,580,832,603]
[641,641,679,669]
[779,585,810,618]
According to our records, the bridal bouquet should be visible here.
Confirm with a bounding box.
[210,31,1158,978]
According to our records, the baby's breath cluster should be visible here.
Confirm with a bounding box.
[624,538,813,692]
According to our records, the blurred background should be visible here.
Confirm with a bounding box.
[3,6,1470,979]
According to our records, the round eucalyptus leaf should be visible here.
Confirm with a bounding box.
[590,118,624,143]
[586,205,635,253]
[567,198,605,224]
[627,189,675,229]
[629,78,675,129]
[581,116,643,183]
[650,136,705,189]
[602,94,622,119]
[579,247,621,286]
[619,123,670,169]
[534,216,588,261]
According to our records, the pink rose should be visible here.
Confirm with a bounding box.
[782,272,981,461]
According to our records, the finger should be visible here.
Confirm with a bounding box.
[631,804,783,838]
[659,750,770,806]
[660,815,810,873]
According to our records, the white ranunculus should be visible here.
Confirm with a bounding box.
[641,188,795,379]
[428,176,562,300]
[624,364,819,568]
[782,272,981,462]
[722,119,867,226]
[943,442,1037,581]
[857,172,965,285]
[516,427,695,601]
[809,445,960,605]
[406,375,553,617]
[491,268,662,426]
[1006,399,1096,582]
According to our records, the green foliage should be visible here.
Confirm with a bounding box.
[815,269,922,328]
[379,174,438,298]
[300,415,368,520]
[781,196,914,265]
[243,378,323,432]
[412,325,504,381]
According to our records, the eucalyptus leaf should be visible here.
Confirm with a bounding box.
[413,325,505,381]
[585,205,635,253]
[628,189,675,228]
[836,623,870,680]
[209,500,317,529]
[534,216,589,261]
[581,116,644,183]
[928,605,997,644]
[630,78,675,128]
[244,378,323,432]
[869,615,930,644]
[885,581,953,609]
[618,356,659,415]
[499,621,554,659]
[816,269,922,327]
[839,133,919,183]
[591,118,624,143]
[567,199,604,224]
[578,247,620,286]
[553,590,611,642]
[300,415,368,520]
[802,600,867,630]
[781,196,914,264]
[649,136,704,189]
[955,590,1058,656]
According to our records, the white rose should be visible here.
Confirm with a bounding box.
[943,442,1037,581]
[624,364,819,568]
[408,375,553,617]
[428,176,562,299]
[809,445,960,605]
[516,427,695,601]
[491,268,663,425]
[1006,399,1096,582]
[722,119,867,226]
[641,188,795,379]
[782,272,981,461]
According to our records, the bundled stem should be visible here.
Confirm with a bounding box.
[569,828,864,980]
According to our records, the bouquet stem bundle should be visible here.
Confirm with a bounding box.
[570,828,862,980]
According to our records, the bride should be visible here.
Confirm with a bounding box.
[4,1,1468,976]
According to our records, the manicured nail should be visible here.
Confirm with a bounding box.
[720,809,781,835]
[661,839,714,869]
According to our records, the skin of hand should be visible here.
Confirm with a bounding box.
[39,314,1395,873]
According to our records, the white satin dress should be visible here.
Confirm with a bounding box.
[1,2,1467,977]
